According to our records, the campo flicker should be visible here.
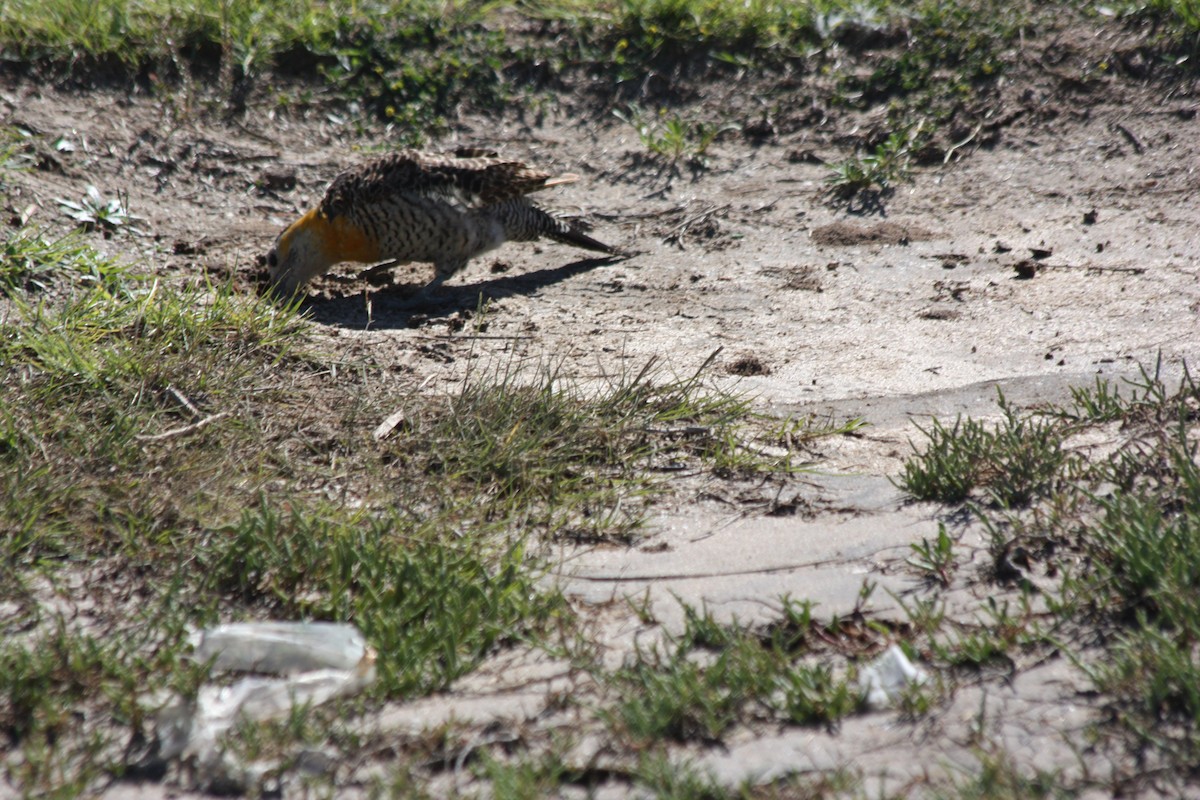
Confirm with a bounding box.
[266,149,615,295]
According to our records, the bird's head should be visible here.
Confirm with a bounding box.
[266,209,385,296]
[266,209,338,296]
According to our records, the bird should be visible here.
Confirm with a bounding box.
[265,148,615,296]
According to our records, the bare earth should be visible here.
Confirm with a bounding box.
[4,17,1200,797]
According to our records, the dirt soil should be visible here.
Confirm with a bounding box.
[4,16,1200,798]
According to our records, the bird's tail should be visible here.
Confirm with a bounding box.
[544,216,616,255]
[497,200,617,255]
[534,206,616,255]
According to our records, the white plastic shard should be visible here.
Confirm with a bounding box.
[858,644,929,709]
[154,621,376,789]
[192,621,371,674]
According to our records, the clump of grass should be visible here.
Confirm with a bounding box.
[825,127,918,202]
[606,603,861,745]
[201,503,564,696]
[0,227,128,293]
[897,390,1072,508]
[384,353,792,542]
[614,104,735,169]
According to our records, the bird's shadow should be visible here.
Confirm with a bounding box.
[301,254,626,330]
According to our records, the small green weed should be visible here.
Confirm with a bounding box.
[929,595,1042,670]
[615,105,734,168]
[907,523,956,587]
[825,127,918,201]
[55,185,143,234]
[607,604,860,744]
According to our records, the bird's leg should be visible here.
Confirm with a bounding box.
[409,259,467,303]
[428,260,467,290]
[419,271,449,295]
[358,259,407,282]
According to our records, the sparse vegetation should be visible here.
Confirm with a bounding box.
[3,0,1200,796]
[615,104,735,170]
[602,601,863,747]
[898,362,1200,792]
[0,217,849,794]
[825,126,920,202]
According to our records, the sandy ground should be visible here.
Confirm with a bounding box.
[3,17,1199,796]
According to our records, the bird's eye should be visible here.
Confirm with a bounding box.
[267,251,278,268]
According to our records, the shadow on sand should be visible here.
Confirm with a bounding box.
[299,254,625,330]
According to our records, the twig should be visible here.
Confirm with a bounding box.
[943,123,982,164]
[594,204,688,222]
[166,384,201,420]
[1041,263,1147,275]
[136,412,230,442]
[663,203,730,247]
[372,408,407,441]
[232,120,282,147]
[1110,122,1144,155]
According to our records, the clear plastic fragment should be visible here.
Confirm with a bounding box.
[151,621,376,792]
[192,621,370,674]
[858,644,929,709]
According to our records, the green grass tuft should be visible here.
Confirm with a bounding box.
[202,503,564,696]
[898,390,1072,508]
[607,603,860,744]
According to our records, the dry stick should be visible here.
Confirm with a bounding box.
[1110,122,1145,155]
[1039,263,1147,275]
[943,123,982,164]
[664,203,731,237]
[166,383,201,420]
[136,412,230,442]
[594,203,689,222]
